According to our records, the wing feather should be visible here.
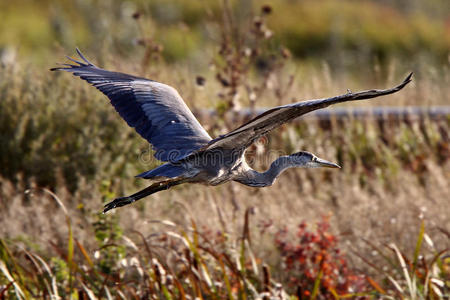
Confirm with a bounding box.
[204,73,413,151]
[51,49,212,162]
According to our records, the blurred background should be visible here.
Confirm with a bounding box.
[1,0,449,67]
[0,0,449,298]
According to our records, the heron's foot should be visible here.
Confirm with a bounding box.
[103,196,135,213]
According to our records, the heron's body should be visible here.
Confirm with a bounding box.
[51,49,412,212]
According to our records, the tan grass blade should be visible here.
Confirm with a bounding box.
[24,250,59,297]
[430,278,444,297]
[167,231,190,248]
[389,243,415,298]
[117,290,126,299]
[81,282,98,300]
[245,240,258,276]
[104,286,113,300]
[386,274,404,294]
[0,260,25,299]
[121,235,139,251]
[29,188,75,293]
[51,276,60,300]
[0,240,26,290]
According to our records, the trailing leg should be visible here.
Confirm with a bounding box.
[103,179,184,213]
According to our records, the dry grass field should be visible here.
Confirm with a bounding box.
[0,0,449,298]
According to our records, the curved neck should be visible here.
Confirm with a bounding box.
[236,156,295,187]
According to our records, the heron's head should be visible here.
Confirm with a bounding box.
[290,151,340,169]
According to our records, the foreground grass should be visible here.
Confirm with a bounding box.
[0,195,448,299]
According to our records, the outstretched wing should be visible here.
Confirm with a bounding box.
[204,73,413,152]
[51,49,212,162]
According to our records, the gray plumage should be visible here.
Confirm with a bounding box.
[51,49,412,213]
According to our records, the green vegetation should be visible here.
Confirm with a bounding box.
[0,0,449,298]
[271,0,450,64]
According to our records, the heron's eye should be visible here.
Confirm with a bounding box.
[312,156,317,162]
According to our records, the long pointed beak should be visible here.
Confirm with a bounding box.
[315,157,341,169]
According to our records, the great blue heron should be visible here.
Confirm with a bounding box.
[51,49,412,213]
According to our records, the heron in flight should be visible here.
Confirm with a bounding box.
[51,49,412,213]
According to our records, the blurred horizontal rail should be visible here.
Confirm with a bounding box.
[197,106,450,122]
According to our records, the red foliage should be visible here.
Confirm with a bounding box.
[275,217,369,299]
